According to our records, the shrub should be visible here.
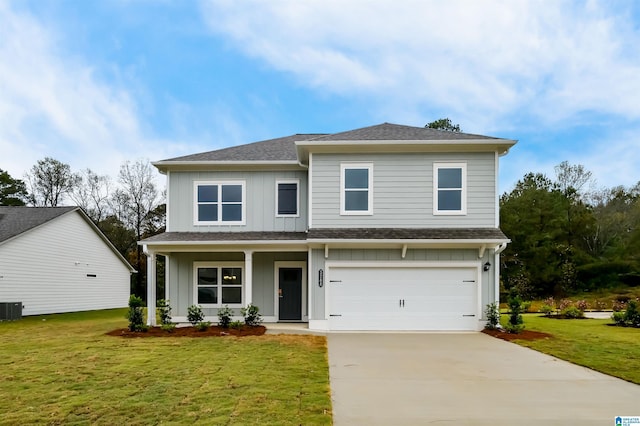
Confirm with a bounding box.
[484,303,500,330]
[126,295,146,332]
[503,322,525,334]
[612,311,627,326]
[241,303,263,327]
[161,323,176,333]
[218,305,233,329]
[557,299,573,311]
[195,321,211,331]
[506,294,524,333]
[230,320,243,329]
[157,299,172,325]
[560,305,584,319]
[187,305,205,326]
[612,300,627,312]
[540,297,555,316]
[624,300,640,327]
[575,300,589,312]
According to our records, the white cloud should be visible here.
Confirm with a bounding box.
[200,0,640,130]
[0,2,177,184]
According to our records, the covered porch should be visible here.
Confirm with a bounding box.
[140,232,308,326]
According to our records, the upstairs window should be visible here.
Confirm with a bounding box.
[433,163,466,215]
[341,163,373,215]
[276,180,299,217]
[194,181,245,225]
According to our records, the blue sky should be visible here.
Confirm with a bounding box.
[1,0,639,193]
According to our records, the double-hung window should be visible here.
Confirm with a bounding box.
[341,163,373,215]
[194,262,243,307]
[194,181,245,225]
[276,180,299,217]
[433,163,466,215]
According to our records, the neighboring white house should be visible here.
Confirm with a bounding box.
[0,206,135,316]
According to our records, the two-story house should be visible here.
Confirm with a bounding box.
[141,123,516,331]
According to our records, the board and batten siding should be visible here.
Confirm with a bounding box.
[0,211,131,316]
[309,247,496,321]
[167,170,308,232]
[311,152,496,228]
[166,251,306,318]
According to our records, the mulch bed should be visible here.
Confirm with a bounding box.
[106,325,266,338]
[482,328,553,341]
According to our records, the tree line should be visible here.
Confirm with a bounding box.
[501,161,640,299]
[0,158,165,298]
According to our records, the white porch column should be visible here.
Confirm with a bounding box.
[244,250,253,306]
[146,250,157,326]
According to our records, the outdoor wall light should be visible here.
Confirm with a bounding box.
[483,262,491,272]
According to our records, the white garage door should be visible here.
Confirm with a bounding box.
[328,266,479,331]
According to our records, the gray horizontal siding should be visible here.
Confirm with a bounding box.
[168,170,307,232]
[311,153,496,228]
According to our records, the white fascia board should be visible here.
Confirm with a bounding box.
[295,139,517,164]
[306,238,509,245]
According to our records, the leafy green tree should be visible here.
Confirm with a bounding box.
[425,118,461,132]
[500,173,568,296]
[0,169,27,206]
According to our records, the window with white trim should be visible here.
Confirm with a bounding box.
[194,262,243,307]
[276,180,299,217]
[341,163,373,215]
[433,163,466,215]
[194,181,245,225]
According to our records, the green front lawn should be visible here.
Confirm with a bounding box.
[507,314,640,385]
[0,309,332,425]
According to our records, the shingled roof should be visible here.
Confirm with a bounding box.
[157,123,510,165]
[307,228,508,241]
[0,206,77,243]
[159,134,325,163]
[311,123,500,141]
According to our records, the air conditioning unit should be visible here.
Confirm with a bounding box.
[0,302,22,321]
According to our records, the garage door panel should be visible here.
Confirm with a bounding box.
[328,266,478,331]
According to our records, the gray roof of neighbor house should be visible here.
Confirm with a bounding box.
[155,122,513,166]
[0,206,135,272]
[0,206,77,243]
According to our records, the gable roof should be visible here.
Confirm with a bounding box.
[0,206,135,272]
[162,133,325,162]
[0,206,77,243]
[311,123,500,141]
[153,122,516,172]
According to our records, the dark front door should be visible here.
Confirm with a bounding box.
[279,267,303,321]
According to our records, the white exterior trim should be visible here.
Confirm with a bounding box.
[308,153,313,228]
[193,180,246,225]
[340,162,373,216]
[433,162,467,216]
[274,261,308,322]
[494,151,500,228]
[275,179,300,217]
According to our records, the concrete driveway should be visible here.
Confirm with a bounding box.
[328,332,640,425]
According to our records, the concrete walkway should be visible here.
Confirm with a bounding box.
[328,332,640,425]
